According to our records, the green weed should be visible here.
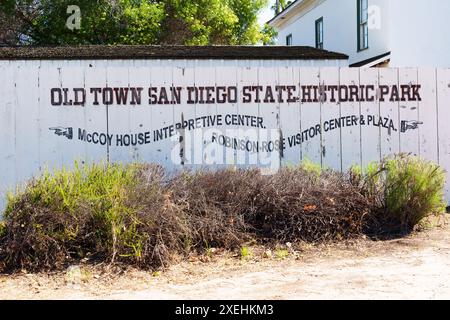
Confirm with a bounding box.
[240,246,252,259]
[275,249,289,260]
[363,154,446,233]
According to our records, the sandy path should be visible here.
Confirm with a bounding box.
[1,220,450,300]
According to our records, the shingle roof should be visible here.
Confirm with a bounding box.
[0,45,348,61]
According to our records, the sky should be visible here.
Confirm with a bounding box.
[258,0,276,26]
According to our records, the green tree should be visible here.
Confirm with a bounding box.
[0,0,165,45]
[161,0,238,45]
[0,0,276,45]
[271,0,292,15]
[228,0,271,44]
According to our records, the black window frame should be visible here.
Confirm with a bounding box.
[286,34,293,46]
[315,17,323,49]
[357,0,369,51]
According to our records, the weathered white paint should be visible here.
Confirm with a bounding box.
[0,60,449,213]
[270,0,450,68]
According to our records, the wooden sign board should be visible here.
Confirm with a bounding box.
[1,61,449,210]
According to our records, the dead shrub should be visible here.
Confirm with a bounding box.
[245,168,371,242]
[121,164,191,268]
[167,169,259,250]
[166,166,370,244]
[5,156,438,273]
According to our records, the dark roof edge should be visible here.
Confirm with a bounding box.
[267,0,301,25]
[349,51,391,67]
[0,45,349,61]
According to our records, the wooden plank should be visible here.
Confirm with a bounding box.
[56,62,104,167]
[149,61,175,167]
[33,61,62,172]
[0,62,15,211]
[126,61,153,163]
[236,60,261,169]
[73,63,109,164]
[257,61,281,172]
[319,67,341,171]
[192,60,221,168]
[379,68,401,158]
[12,61,41,183]
[339,68,361,171]
[437,68,450,203]
[398,68,420,156]
[215,61,239,169]
[255,60,283,173]
[105,64,133,164]
[417,68,439,163]
[359,67,381,167]
[279,64,301,168]
[171,60,196,168]
[300,67,322,166]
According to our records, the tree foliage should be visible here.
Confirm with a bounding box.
[0,0,276,45]
[271,0,292,15]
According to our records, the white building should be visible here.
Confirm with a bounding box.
[269,0,450,68]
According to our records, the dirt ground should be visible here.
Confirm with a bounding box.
[1,217,450,300]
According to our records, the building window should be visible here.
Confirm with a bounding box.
[358,0,369,51]
[286,34,293,46]
[315,17,323,49]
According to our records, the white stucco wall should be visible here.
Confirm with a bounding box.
[388,0,450,68]
[274,0,390,66]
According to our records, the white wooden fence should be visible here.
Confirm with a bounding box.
[1,60,449,211]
